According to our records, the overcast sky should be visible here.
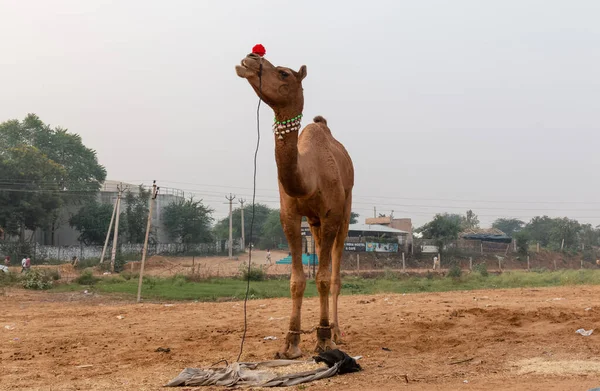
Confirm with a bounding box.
[1,0,599,227]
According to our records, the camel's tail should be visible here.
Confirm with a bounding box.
[313,116,327,125]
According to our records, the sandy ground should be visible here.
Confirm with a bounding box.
[2,285,600,391]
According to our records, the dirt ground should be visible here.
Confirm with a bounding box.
[3,285,600,391]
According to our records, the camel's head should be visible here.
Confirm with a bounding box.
[236,53,307,109]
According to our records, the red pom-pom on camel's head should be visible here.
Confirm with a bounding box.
[252,44,266,57]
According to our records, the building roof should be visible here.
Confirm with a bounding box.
[349,224,409,235]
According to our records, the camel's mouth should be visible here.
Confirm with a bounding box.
[235,57,260,79]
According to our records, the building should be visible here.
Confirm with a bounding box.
[300,221,409,253]
[33,180,185,246]
[365,216,413,246]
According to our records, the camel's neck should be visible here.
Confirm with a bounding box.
[273,106,311,198]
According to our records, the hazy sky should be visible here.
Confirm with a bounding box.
[1,0,599,227]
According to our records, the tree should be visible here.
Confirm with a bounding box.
[260,209,286,249]
[69,200,127,245]
[461,210,480,230]
[0,146,65,239]
[492,218,525,237]
[0,114,106,243]
[550,217,580,250]
[417,213,463,250]
[123,186,152,243]
[524,216,555,247]
[350,212,359,224]
[579,224,600,249]
[213,203,272,247]
[162,197,214,244]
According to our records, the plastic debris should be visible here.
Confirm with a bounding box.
[164,304,175,307]
[463,380,469,384]
[576,328,594,336]
[4,324,15,330]
[268,316,286,321]
[586,307,593,311]
[116,315,125,320]
[263,336,278,340]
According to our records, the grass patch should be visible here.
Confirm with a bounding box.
[48,269,600,301]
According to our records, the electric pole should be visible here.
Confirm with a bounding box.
[110,183,126,273]
[100,194,119,264]
[226,193,236,259]
[137,181,159,303]
[239,198,246,252]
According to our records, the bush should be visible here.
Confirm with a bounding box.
[447,265,462,278]
[75,270,100,285]
[239,263,266,281]
[22,269,53,290]
[47,269,61,281]
[473,263,489,277]
[514,231,531,255]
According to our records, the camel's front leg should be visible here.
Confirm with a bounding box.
[275,213,305,359]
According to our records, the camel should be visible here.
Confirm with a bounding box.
[236,51,354,359]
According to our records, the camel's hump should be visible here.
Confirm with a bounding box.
[313,116,327,125]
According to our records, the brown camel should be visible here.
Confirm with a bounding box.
[236,52,354,359]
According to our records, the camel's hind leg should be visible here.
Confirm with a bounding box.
[313,221,337,354]
[330,193,352,344]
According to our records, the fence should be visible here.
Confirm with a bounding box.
[1,239,243,263]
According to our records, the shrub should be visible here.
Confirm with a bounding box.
[22,269,53,290]
[514,231,531,255]
[239,263,266,281]
[47,269,61,281]
[143,276,158,289]
[75,270,100,285]
[447,265,462,278]
[473,263,489,277]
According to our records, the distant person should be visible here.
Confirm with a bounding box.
[71,256,79,267]
[433,256,440,270]
[266,249,272,264]
[25,257,31,271]
[21,257,27,273]
[4,256,10,267]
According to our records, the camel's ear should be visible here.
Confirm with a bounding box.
[297,65,307,81]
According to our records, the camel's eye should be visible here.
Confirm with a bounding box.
[279,70,289,78]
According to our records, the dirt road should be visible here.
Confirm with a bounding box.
[2,286,600,390]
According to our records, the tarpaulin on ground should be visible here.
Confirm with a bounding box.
[165,349,361,388]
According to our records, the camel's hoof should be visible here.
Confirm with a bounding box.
[330,324,344,345]
[314,339,337,354]
[275,344,302,359]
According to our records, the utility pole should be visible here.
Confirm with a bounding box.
[373,207,376,218]
[239,198,246,252]
[137,181,159,303]
[110,183,126,273]
[226,193,236,259]
[100,194,119,264]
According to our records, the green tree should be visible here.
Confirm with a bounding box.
[524,216,555,247]
[123,186,151,243]
[514,230,531,255]
[492,218,525,237]
[579,224,600,249]
[461,210,480,230]
[417,213,463,251]
[550,217,581,250]
[213,203,272,246]
[0,114,106,243]
[350,212,359,224]
[261,209,286,249]
[162,197,214,244]
[69,200,127,245]
[0,146,65,239]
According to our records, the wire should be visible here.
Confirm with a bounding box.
[236,60,262,363]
